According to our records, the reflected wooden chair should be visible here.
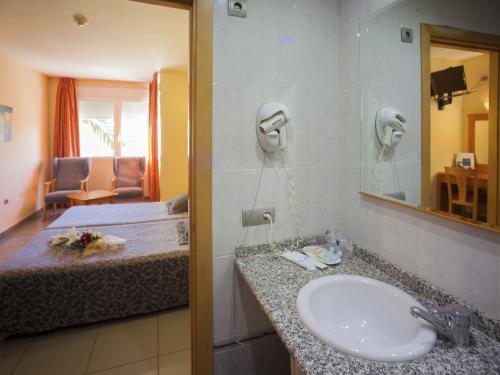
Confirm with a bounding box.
[476,163,488,175]
[444,166,478,221]
[475,163,488,221]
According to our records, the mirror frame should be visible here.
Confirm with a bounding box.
[467,113,489,155]
[361,24,500,234]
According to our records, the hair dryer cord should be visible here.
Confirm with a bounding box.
[281,149,304,249]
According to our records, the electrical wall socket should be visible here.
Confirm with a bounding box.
[242,207,275,227]
[401,27,413,43]
[228,0,247,18]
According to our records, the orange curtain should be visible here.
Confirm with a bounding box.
[148,73,160,201]
[53,78,80,157]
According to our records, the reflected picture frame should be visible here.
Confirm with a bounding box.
[456,152,475,169]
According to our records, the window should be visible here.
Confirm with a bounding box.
[79,101,115,157]
[78,86,149,157]
[121,101,149,157]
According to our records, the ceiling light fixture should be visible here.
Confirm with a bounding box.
[73,14,88,27]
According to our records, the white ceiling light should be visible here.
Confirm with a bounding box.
[0,0,189,81]
[73,13,88,27]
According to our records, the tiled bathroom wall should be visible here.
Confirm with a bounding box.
[360,2,422,205]
[212,0,500,359]
[337,0,500,319]
[212,0,341,345]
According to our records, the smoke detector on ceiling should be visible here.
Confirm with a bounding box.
[73,14,88,27]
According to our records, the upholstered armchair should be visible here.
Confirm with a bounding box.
[44,157,92,219]
[111,157,145,200]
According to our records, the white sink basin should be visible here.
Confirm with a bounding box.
[296,275,436,362]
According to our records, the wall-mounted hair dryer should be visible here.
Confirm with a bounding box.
[256,102,290,153]
[254,102,304,246]
[375,107,407,161]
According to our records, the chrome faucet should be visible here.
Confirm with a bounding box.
[410,304,471,346]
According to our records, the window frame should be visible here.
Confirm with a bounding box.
[77,86,149,158]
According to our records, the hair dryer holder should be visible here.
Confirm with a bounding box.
[375,106,407,149]
[256,102,290,153]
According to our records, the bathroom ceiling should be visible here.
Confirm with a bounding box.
[430,46,485,61]
[0,0,189,82]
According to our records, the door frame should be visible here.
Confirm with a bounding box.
[134,0,214,373]
[187,1,214,374]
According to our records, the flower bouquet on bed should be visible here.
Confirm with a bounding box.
[49,227,126,257]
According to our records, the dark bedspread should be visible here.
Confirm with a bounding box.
[0,220,189,335]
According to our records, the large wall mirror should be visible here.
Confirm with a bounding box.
[360,0,500,232]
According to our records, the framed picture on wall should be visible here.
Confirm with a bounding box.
[0,105,13,142]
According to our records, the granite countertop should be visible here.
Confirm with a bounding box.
[235,238,500,374]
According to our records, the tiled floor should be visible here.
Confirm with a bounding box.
[1,309,191,375]
[0,214,56,263]
[0,213,191,375]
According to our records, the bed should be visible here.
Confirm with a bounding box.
[0,219,189,335]
[47,201,188,229]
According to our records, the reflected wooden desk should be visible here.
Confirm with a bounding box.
[436,171,488,212]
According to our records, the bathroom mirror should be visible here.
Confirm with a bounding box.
[360,0,500,232]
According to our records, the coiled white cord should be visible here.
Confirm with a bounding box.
[377,144,387,162]
[263,212,273,246]
[280,148,304,250]
[390,146,403,195]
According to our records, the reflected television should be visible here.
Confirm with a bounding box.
[431,66,467,110]
[431,65,467,97]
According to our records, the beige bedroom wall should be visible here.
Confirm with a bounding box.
[461,53,489,154]
[474,119,489,163]
[0,53,48,233]
[159,68,188,201]
[47,76,58,162]
[462,54,490,115]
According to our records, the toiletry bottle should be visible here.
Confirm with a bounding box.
[333,239,343,258]
[339,237,354,260]
[324,230,334,250]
